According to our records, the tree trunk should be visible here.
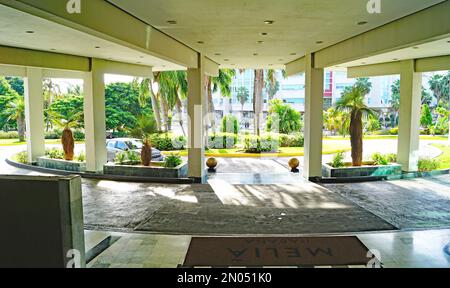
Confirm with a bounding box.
[350,110,363,166]
[61,128,75,161]
[176,97,186,137]
[253,69,264,136]
[17,114,25,142]
[141,139,152,166]
[160,95,169,132]
[149,82,162,132]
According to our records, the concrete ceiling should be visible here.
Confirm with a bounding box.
[108,0,445,69]
[336,37,450,69]
[0,4,183,72]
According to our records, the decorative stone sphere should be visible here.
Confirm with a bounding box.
[288,158,300,173]
[206,158,218,171]
[288,158,300,169]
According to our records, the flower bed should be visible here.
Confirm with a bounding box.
[322,162,402,178]
[103,161,188,178]
[37,157,86,172]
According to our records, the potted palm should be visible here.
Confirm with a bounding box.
[130,116,157,166]
[48,110,83,161]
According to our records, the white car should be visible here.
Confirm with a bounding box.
[106,138,164,162]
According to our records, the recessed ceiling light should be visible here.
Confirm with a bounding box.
[316,41,323,44]
[264,20,275,25]
[260,32,268,36]
[50,48,56,51]
[278,59,284,61]
[95,46,101,49]
[447,40,450,43]
[290,53,297,56]
[361,62,366,64]
[253,53,258,56]
[357,21,368,25]
[413,46,419,49]
[25,30,35,34]
[197,41,204,44]
[224,59,229,62]
[214,53,221,56]
[257,40,264,44]
[167,20,177,25]
[393,58,399,61]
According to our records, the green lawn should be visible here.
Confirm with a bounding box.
[432,144,450,170]
[0,139,83,146]
[324,135,448,141]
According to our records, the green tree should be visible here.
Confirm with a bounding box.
[266,99,302,134]
[48,110,83,161]
[4,97,26,141]
[236,86,249,113]
[420,104,433,128]
[0,77,21,132]
[336,86,375,166]
[129,115,158,166]
[5,77,24,96]
[48,95,84,128]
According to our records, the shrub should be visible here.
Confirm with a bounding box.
[418,158,439,172]
[0,131,19,139]
[279,133,304,147]
[266,99,302,134]
[73,129,85,141]
[75,151,85,162]
[45,129,62,139]
[125,150,140,164]
[114,151,127,164]
[46,148,64,159]
[222,115,239,135]
[331,152,345,168]
[371,152,389,165]
[386,153,397,163]
[164,154,182,168]
[14,151,28,164]
[208,132,238,149]
[150,133,187,151]
[244,134,279,153]
[388,127,399,135]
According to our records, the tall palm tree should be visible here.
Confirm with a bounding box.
[137,77,162,132]
[336,86,375,166]
[130,115,157,166]
[48,110,83,161]
[5,97,26,142]
[43,79,62,131]
[236,86,249,113]
[253,69,264,136]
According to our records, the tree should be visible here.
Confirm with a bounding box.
[48,110,83,161]
[209,69,236,132]
[5,77,24,96]
[365,114,381,134]
[428,74,449,106]
[0,77,21,131]
[354,78,373,96]
[5,97,26,142]
[324,107,349,136]
[336,86,375,166]
[43,79,62,131]
[253,69,264,136]
[420,104,433,128]
[49,95,84,128]
[266,99,302,134]
[266,69,281,100]
[236,86,249,112]
[129,115,157,166]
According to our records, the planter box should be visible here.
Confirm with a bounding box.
[37,157,86,172]
[103,162,188,178]
[322,162,402,178]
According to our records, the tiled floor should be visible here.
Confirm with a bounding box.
[85,229,450,268]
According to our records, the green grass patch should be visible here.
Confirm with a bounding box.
[431,144,450,170]
[323,135,448,141]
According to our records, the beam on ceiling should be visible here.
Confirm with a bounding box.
[204,57,219,77]
[93,59,152,78]
[285,57,306,77]
[348,54,450,78]
[1,0,198,68]
[314,1,450,68]
[0,45,90,71]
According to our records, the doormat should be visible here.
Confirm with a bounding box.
[183,236,380,268]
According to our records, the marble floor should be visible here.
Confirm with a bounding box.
[84,229,450,268]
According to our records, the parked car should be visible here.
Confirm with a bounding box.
[106,138,164,162]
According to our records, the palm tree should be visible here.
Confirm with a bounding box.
[130,115,157,166]
[136,77,162,132]
[253,69,264,136]
[48,110,83,161]
[336,86,375,166]
[5,97,26,142]
[236,86,249,113]
[43,79,62,131]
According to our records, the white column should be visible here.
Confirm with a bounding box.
[24,67,45,163]
[187,55,206,183]
[83,61,107,172]
[303,53,324,181]
[398,60,422,172]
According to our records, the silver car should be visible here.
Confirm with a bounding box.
[106,138,164,162]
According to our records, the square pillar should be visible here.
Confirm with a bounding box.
[24,67,45,163]
[398,61,422,172]
[187,55,206,183]
[83,61,107,172]
[303,54,324,181]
